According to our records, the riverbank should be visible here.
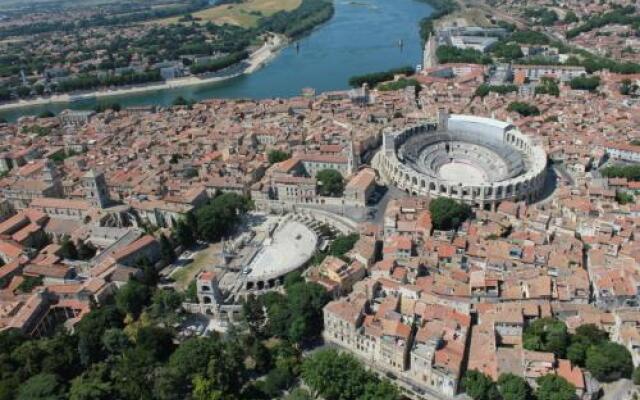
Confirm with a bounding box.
[0,0,431,122]
[0,34,287,112]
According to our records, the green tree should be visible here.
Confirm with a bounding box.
[37,110,54,118]
[148,289,183,323]
[77,240,96,260]
[564,11,578,24]
[462,370,500,400]
[195,193,251,242]
[507,101,540,117]
[535,77,560,96]
[497,373,531,400]
[172,96,193,106]
[567,324,608,366]
[60,237,78,259]
[585,341,633,382]
[570,75,600,91]
[17,373,65,400]
[101,328,130,355]
[316,169,344,197]
[159,234,176,264]
[191,375,224,400]
[429,197,472,231]
[633,366,640,385]
[360,379,399,400]
[268,149,290,164]
[112,347,156,400]
[302,349,397,400]
[174,215,196,248]
[136,326,175,362]
[535,374,576,400]
[523,318,569,357]
[75,305,124,366]
[284,388,313,400]
[329,233,360,257]
[68,363,115,400]
[115,280,151,318]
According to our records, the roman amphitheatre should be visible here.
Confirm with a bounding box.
[377,111,547,210]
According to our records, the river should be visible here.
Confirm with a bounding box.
[0,0,433,121]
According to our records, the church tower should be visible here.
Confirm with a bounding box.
[347,136,359,175]
[82,169,109,208]
[41,160,63,197]
[437,107,449,132]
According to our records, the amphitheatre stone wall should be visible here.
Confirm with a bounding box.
[378,113,547,210]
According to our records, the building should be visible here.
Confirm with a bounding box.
[378,112,547,210]
[605,142,640,163]
[196,271,223,305]
[344,168,376,207]
[81,169,110,209]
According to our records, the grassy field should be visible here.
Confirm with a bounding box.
[153,0,302,28]
[435,6,492,29]
[172,243,221,290]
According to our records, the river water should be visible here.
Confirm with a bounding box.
[0,0,433,121]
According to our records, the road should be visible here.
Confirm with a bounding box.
[601,379,636,400]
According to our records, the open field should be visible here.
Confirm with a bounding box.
[153,0,302,27]
[172,243,221,290]
[435,5,492,28]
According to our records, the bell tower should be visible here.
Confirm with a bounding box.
[82,169,109,208]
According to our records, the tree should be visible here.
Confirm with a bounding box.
[136,326,175,362]
[172,96,193,106]
[497,373,531,400]
[112,347,157,400]
[34,84,45,95]
[435,45,492,64]
[204,340,247,397]
[68,363,115,400]
[16,86,31,98]
[174,215,196,248]
[507,101,540,117]
[462,370,500,400]
[195,193,251,242]
[115,280,151,318]
[429,197,472,231]
[159,234,176,264]
[17,373,66,400]
[568,323,608,366]
[191,375,224,400]
[535,374,576,400]
[148,289,183,323]
[360,379,399,400]
[329,233,359,257]
[585,341,633,382]
[316,169,344,197]
[633,366,640,385]
[241,294,267,337]
[261,366,295,397]
[77,240,96,260]
[535,77,560,96]
[75,305,124,366]
[564,11,578,24]
[101,328,130,355]
[570,75,600,91]
[302,349,398,400]
[268,149,290,164]
[60,237,78,259]
[284,388,313,400]
[262,280,329,344]
[523,318,569,357]
[37,110,54,118]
